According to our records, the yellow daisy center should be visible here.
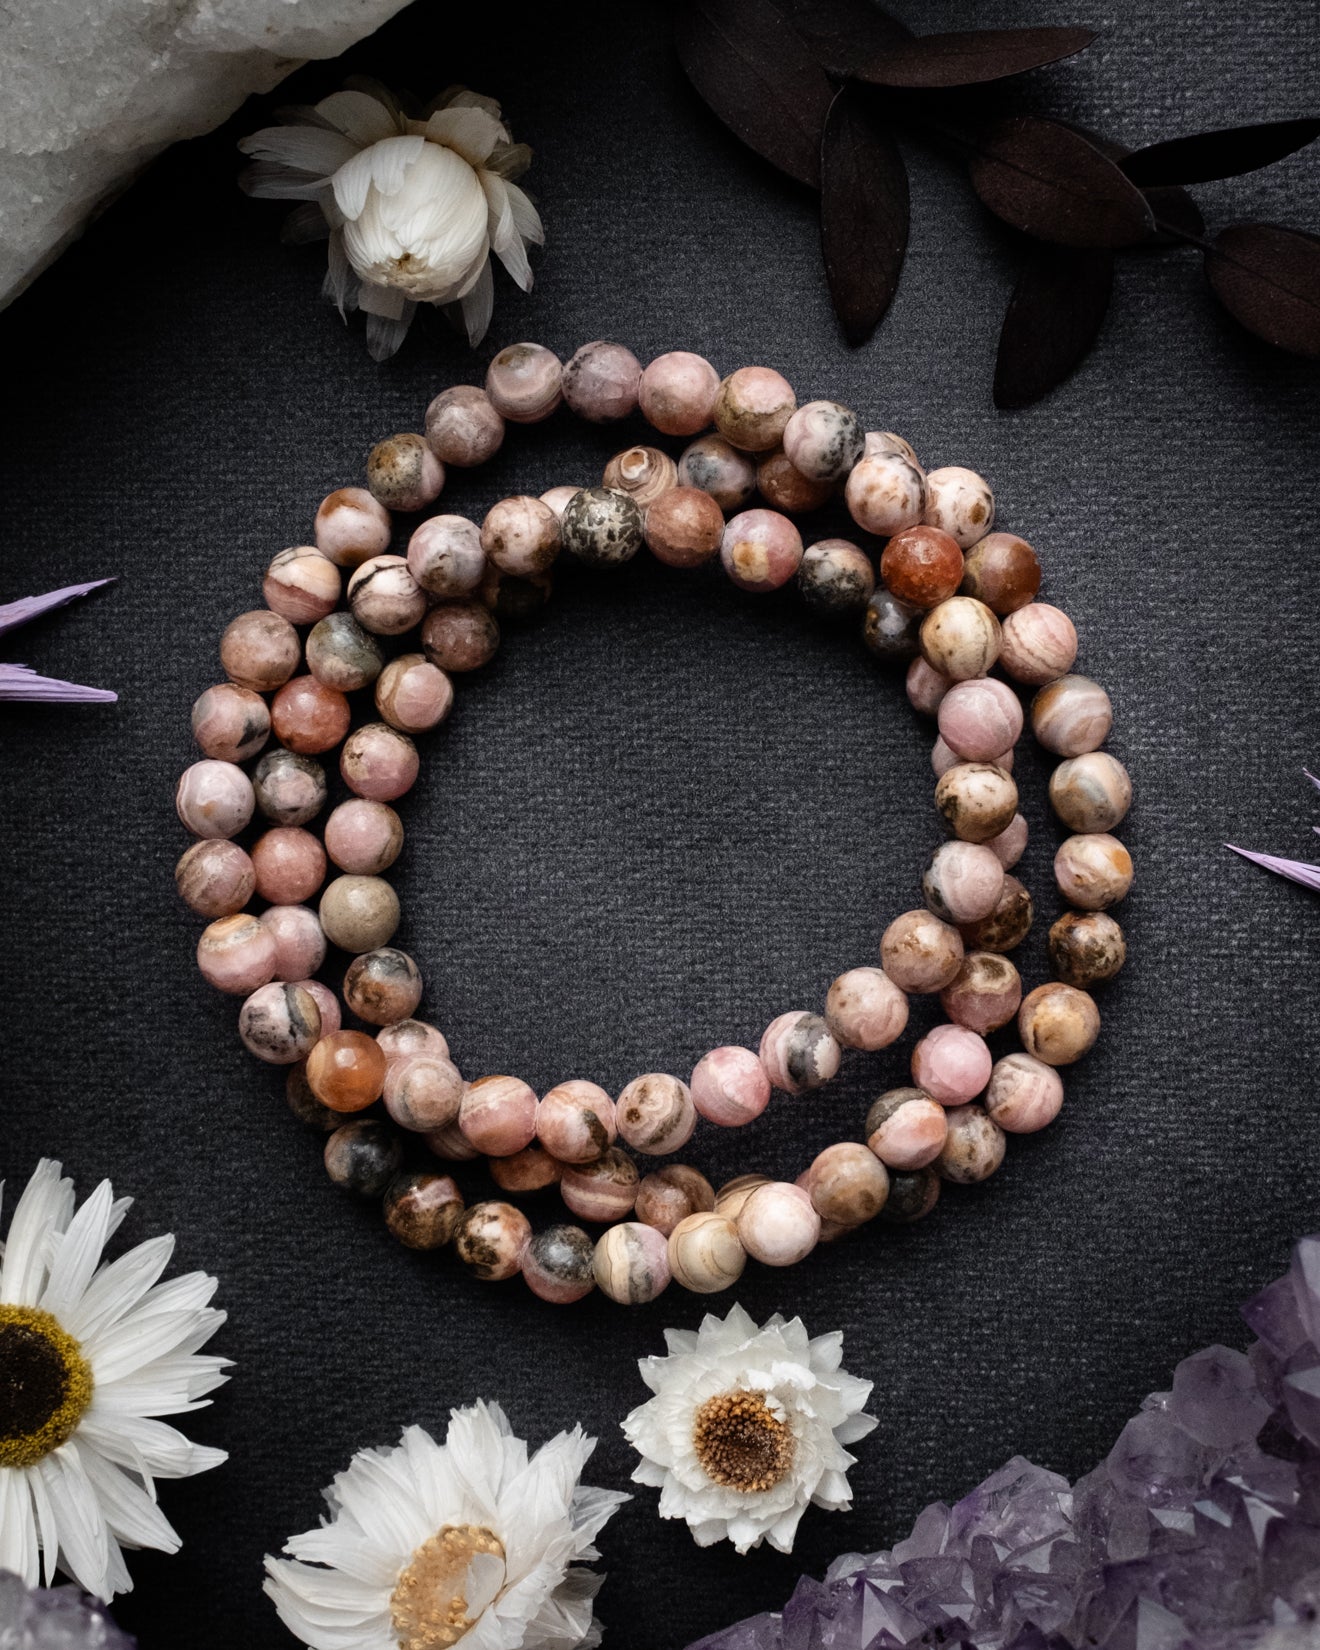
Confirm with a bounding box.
[390,1524,506,1650]
[693,1389,795,1493]
[0,1304,94,1469]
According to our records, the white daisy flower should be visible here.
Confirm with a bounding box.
[264,1402,629,1650]
[0,1159,229,1602]
[240,79,544,360]
[621,1305,876,1556]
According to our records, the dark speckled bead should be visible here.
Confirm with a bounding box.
[862,587,923,665]
[758,1012,841,1094]
[324,1118,402,1198]
[305,611,385,693]
[1048,909,1127,987]
[879,1166,942,1223]
[383,1172,464,1249]
[798,539,876,617]
[343,947,424,1026]
[252,748,327,827]
[238,981,320,1064]
[455,1200,532,1281]
[522,1223,598,1303]
[959,874,1034,953]
[560,486,643,569]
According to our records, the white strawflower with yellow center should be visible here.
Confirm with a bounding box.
[0,1159,229,1601]
[621,1305,876,1555]
[240,80,543,359]
[264,1402,629,1650]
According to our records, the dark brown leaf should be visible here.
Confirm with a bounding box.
[853,26,1094,89]
[969,117,1155,247]
[776,0,909,76]
[674,0,835,187]
[1205,222,1320,358]
[1142,185,1205,243]
[820,86,909,344]
[1122,120,1320,187]
[994,243,1113,408]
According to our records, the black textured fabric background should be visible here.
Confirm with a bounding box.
[3,2,1320,1646]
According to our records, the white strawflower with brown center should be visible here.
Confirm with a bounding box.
[621,1305,876,1555]
[240,80,543,359]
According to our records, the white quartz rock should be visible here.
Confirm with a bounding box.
[0,0,413,310]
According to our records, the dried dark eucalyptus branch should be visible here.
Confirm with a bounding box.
[673,0,1320,405]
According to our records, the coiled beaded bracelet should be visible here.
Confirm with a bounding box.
[174,340,1133,1307]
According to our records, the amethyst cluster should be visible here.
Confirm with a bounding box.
[691,1236,1320,1650]
[0,1573,135,1650]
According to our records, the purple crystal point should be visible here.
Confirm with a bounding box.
[1289,1236,1320,1346]
[1107,1411,1211,1509]
[1170,1346,1272,1449]
[1243,1275,1310,1358]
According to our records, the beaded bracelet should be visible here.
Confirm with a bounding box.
[174,340,1133,1308]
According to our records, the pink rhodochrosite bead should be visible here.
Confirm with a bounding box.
[691,1046,771,1127]
[407,515,486,598]
[911,1023,993,1106]
[714,366,797,453]
[424,385,505,467]
[1000,602,1079,686]
[375,655,453,735]
[865,429,920,465]
[259,903,326,980]
[616,1074,697,1155]
[644,487,725,569]
[239,981,321,1064]
[782,400,864,482]
[561,1148,640,1223]
[340,723,419,802]
[426,1120,481,1161]
[805,1142,889,1225]
[324,799,403,875]
[540,485,582,517]
[720,509,804,592]
[639,351,720,436]
[987,813,1029,869]
[220,610,301,693]
[923,841,1005,924]
[940,952,1023,1035]
[314,487,391,568]
[296,979,341,1038]
[923,465,995,548]
[757,449,835,514]
[176,760,255,840]
[481,496,561,577]
[270,675,352,756]
[932,736,1015,778]
[845,450,926,536]
[737,1181,821,1266]
[562,340,643,422]
[460,1076,539,1157]
[366,433,445,513]
[422,601,499,672]
[250,827,326,905]
[377,1019,450,1063]
[634,1165,715,1235]
[175,839,256,918]
[1032,675,1114,756]
[881,909,964,993]
[537,1080,617,1163]
[383,1054,464,1133]
[491,1145,562,1195]
[263,546,341,626]
[936,1104,1006,1183]
[198,913,277,995]
[824,967,909,1050]
[485,342,563,423]
[759,1012,841,1094]
[906,657,951,717]
[191,683,270,763]
[678,434,757,511]
[602,445,678,509]
[865,1088,948,1170]
[985,1051,1065,1133]
[594,1222,671,1303]
[348,556,428,635]
[938,678,1024,762]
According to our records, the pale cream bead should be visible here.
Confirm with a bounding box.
[593,1222,671,1304]
[1055,832,1134,909]
[923,465,994,548]
[667,1211,747,1294]
[1049,751,1132,833]
[602,445,678,508]
[920,597,1002,681]
[713,1173,771,1221]
[736,1181,821,1266]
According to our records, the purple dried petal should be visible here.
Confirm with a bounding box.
[1305,768,1320,794]
[1225,843,1320,892]
[0,664,117,703]
[0,577,115,637]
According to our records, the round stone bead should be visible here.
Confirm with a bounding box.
[562,340,642,422]
[639,350,721,436]
[616,1073,697,1156]
[537,1080,617,1163]
[263,546,341,626]
[805,1143,889,1226]
[714,1174,771,1220]
[935,762,1019,844]
[845,451,926,536]
[307,1030,387,1112]
[191,683,270,763]
[594,1222,671,1303]
[407,515,485,598]
[865,430,921,465]
[343,947,422,1025]
[603,445,678,509]
[485,343,563,423]
[176,759,254,839]
[383,1054,464,1132]
[522,1224,597,1303]
[366,433,445,513]
[721,509,803,592]
[690,1046,771,1127]
[258,902,326,978]
[286,1062,340,1130]
[239,982,321,1064]
[561,1148,640,1223]
[881,909,965,993]
[824,966,908,1050]
[319,876,400,954]
[881,525,965,610]
[923,841,1005,924]
[1055,832,1134,910]
[324,1119,401,1198]
[959,874,1033,953]
[999,602,1078,686]
[862,587,922,664]
[378,1019,450,1063]
[422,600,500,672]
[384,1173,464,1250]
[560,486,644,569]
[460,1076,538,1157]
[426,1121,480,1161]
[755,449,834,514]
[197,913,277,994]
[737,1182,821,1266]
[667,1211,746,1294]
[268,676,349,756]
[481,564,554,622]
[921,597,1002,681]
[294,978,340,1037]
[634,1166,715,1236]
[176,839,256,918]
[252,749,326,827]
[911,1022,993,1105]
[1032,675,1113,756]
[481,496,560,577]
[678,434,757,510]
[940,952,1022,1035]
[424,385,505,467]
[324,799,403,875]
[1050,752,1133,834]
[938,678,1024,762]
[797,538,875,616]
[923,466,994,547]
[936,1104,1006,1183]
[220,610,300,692]
[1049,909,1127,987]
[305,612,384,693]
[375,654,453,735]
[782,400,864,482]
[340,723,419,803]
[987,813,1029,870]
[880,1166,941,1223]
[455,1201,533,1280]
[960,532,1041,615]
[490,1145,563,1194]
[713,366,796,453]
[644,486,725,569]
[759,1011,841,1094]
[314,487,392,568]
[1018,982,1101,1065]
[865,1088,948,1171]
[348,556,427,636]
[985,1052,1064,1134]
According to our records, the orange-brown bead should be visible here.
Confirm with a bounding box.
[881,526,965,611]
[305,1029,387,1112]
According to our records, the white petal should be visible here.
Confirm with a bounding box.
[453,258,494,347]
[37,1449,112,1600]
[62,1233,174,1343]
[332,145,386,222]
[74,1441,181,1553]
[238,124,359,177]
[1,1160,72,1305]
[366,307,416,361]
[0,1469,39,1588]
[240,162,333,202]
[423,106,505,167]
[40,1178,116,1321]
[315,89,400,147]
[502,178,545,246]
